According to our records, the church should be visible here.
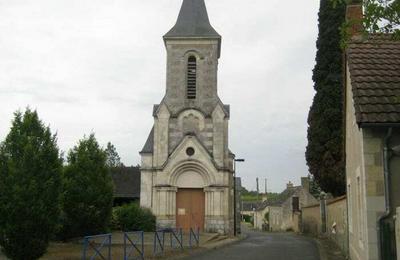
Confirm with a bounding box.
[139,0,235,234]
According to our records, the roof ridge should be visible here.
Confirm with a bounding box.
[164,0,220,39]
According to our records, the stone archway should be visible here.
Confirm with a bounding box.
[169,161,213,187]
[170,162,212,231]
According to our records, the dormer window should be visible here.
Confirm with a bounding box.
[187,56,197,99]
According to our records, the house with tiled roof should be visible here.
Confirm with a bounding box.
[110,166,140,206]
[248,177,318,232]
[345,2,400,260]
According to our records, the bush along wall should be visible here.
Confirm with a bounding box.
[113,203,156,232]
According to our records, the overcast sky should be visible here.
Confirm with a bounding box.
[0,0,319,193]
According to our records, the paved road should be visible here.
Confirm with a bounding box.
[187,229,320,260]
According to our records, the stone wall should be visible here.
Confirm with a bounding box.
[326,196,348,255]
[269,206,283,232]
[302,203,321,236]
[302,196,348,257]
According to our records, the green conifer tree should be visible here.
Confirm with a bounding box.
[105,142,122,168]
[306,0,346,196]
[60,134,113,239]
[0,109,62,260]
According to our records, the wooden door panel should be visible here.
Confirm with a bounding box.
[176,188,204,232]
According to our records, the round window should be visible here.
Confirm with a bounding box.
[186,147,195,156]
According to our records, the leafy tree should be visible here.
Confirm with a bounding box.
[334,0,400,41]
[105,142,122,168]
[306,0,346,196]
[309,176,323,199]
[0,109,62,260]
[362,0,400,37]
[59,134,113,239]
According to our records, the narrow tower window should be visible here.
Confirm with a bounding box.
[187,56,197,99]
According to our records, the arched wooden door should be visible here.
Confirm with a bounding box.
[176,188,205,232]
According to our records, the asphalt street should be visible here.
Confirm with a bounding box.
[186,228,320,260]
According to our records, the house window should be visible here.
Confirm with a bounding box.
[357,176,363,241]
[187,56,197,99]
[348,183,353,233]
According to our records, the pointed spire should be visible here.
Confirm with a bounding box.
[164,0,221,39]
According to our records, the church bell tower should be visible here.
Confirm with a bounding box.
[139,0,234,234]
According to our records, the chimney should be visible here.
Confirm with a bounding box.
[346,0,363,39]
[262,193,268,202]
[301,177,310,192]
[286,181,294,189]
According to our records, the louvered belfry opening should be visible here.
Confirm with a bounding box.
[187,56,197,99]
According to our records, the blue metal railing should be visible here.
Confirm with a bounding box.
[123,231,144,260]
[82,227,201,259]
[168,228,183,250]
[189,227,200,248]
[153,230,165,255]
[82,233,112,260]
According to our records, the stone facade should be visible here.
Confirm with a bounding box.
[280,185,318,231]
[269,206,283,231]
[345,63,400,260]
[346,65,382,260]
[140,0,234,235]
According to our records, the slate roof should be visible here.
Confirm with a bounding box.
[264,187,300,207]
[241,188,300,211]
[164,0,221,39]
[140,127,154,154]
[241,201,262,211]
[111,166,140,198]
[347,35,400,124]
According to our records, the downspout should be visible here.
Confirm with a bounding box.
[343,52,350,258]
[378,127,393,259]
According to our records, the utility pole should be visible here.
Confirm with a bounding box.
[256,177,259,200]
[233,158,245,236]
[265,178,267,194]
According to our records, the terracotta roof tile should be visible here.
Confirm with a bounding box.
[347,35,400,124]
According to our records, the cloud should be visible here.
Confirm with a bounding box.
[0,0,319,193]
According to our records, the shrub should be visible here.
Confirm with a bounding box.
[110,208,120,230]
[242,214,252,223]
[114,203,156,232]
[0,109,63,260]
[59,134,113,240]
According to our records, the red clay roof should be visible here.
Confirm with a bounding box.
[347,35,400,124]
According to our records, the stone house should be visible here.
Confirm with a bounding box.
[251,178,318,232]
[253,203,269,230]
[240,201,259,222]
[139,0,235,234]
[344,2,400,259]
